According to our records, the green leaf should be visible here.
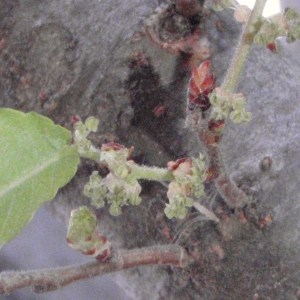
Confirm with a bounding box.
[0,108,80,248]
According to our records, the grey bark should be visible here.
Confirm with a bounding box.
[0,0,299,299]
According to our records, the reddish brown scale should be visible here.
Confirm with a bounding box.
[128,51,149,69]
[101,142,134,161]
[187,60,215,111]
[84,235,93,242]
[152,104,168,117]
[84,248,96,256]
[38,89,49,106]
[258,214,273,229]
[191,94,211,111]
[99,236,107,244]
[101,142,125,151]
[71,115,81,124]
[267,41,278,53]
[96,248,111,262]
[161,226,173,242]
[208,119,225,132]
[167,158,192,171]
[237,210,248,224]
[0,37,6,51]
[205,167,216,182]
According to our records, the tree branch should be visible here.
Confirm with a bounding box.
[222,0,268,93]
[0,245,190,294]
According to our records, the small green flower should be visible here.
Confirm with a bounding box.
[104,173,142,214]
[164,194,194,219]
[209,88,251,123]
[73,116,101,161]
[285,8,300,43]
[254,15,286,47]
[100,142,132,178]
[83,171,107,209]
[84,171,142,215]
[84,116,99,132]
[230,109,252,123]
[165,155,206,219]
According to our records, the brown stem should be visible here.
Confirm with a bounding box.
[198,127,249,208]
[215,173,249,208]
[0,245,189,294]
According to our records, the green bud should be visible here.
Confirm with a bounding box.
[129,193,142,206]
[165,155,206,219]
[109,203,122,216]
[254,19,282,46]
[84,171,107,208]
[91,197,105,209]
[73,117,101,161]
[164,195,194,219]
[100,147,131,178]
[85,116,99,132]
[67,206,97,246]
[67,206,111,260]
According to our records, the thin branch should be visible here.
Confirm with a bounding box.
[191,0,268,210]
[199,131,249,208]
[0,245,190,295]
[209,0,267,208]
[214,172,249,208]
[222,0,268,92]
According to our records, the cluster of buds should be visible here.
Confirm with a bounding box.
[67,206,111,261]
[72,115,100,161]
[284,8,300,43]
[82,138,207,219]
[84,142,142,216]
[253,14,287,51]
[249,8,300,51]
[209,87,252,123]
[73,115,209,219]
[164,154,206,219]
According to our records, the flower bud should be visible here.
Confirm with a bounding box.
[67,206,111,260]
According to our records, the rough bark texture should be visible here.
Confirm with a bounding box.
[1,0,300,299]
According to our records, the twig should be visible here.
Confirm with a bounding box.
[0,245,189,294]
[222,0,268,93]
[193,0,268,209]
[211,0,267,207]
